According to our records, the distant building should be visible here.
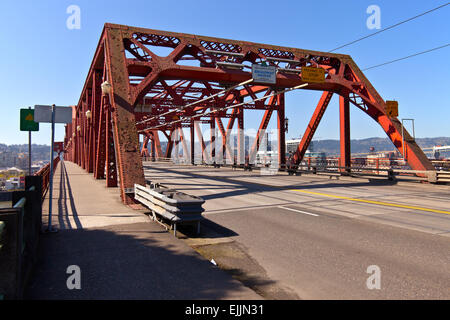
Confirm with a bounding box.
[6,167,24,177]
[0,167,25,191]
[0,152,29,170]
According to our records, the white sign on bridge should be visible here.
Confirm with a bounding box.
[34,105,73,123]
[252,64,277,84]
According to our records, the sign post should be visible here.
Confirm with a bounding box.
[20,107,39,175]
[29,131,31,175]
[49,105,56,232]
[34,104,72,233]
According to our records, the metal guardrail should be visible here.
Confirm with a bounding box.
[148,159,450,184]
[134,183,205,236]
[142,157,172,162]
[431,159,450,171]
[436,171,450,183]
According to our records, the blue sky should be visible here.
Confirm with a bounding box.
[0,0,449,145]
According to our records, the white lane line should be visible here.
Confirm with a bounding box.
[278,206,319,217]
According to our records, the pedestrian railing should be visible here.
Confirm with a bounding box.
[0,177,42,299]
[34,156,60,201]
[142,157,172,162]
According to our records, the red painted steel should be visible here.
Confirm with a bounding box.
[34,157,60,201]
[292,91,333,165]
[339,92,351,173]
[63,23,434,204]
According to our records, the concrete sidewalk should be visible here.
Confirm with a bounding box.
[26,160,260,299]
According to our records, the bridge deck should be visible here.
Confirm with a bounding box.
[26,160,260,299]
[143,162,450,299]
[144,162,450,236]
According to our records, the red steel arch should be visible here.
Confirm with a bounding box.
[63,23,433,204]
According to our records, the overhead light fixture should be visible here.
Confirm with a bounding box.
[216,61,246,70]
[85,110,92,119]
[266,57,300,64]
[277,68,302,74]
[205,49,245,58]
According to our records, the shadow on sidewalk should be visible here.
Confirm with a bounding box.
[25,222,265,299]
[56,161,83,230]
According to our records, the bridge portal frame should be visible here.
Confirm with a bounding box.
[63,23,433,204]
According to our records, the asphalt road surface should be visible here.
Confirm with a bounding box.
[143,162,450,299]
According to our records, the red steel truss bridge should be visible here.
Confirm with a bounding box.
[63,23,434,204]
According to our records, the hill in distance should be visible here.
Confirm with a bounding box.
[309,137,450,155]
[3,137,449,157]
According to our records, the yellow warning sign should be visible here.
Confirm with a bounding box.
[301,66,325,83]
[25,114,33,121]
[386,100,398,117]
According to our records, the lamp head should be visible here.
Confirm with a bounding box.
[101,81,112,95]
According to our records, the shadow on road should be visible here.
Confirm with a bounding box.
[143,164,398,202]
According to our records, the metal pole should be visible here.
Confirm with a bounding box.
[28,131,32,176]
[401,119,405,161]
[47,104,57,232]
[28,107,32,176]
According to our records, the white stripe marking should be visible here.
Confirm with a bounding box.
[278,206,319,217]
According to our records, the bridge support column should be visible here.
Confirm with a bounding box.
[237,105,244,165]
[105,105,117,187]
[92,71,102,174]
[178,127,189,163]
[150,134,156,162]
[277,94,286,169]
[210,116,216,164]
[141,134,150,158]
[190,121,195,165]
[165,129,174,159]
[339,92,351,173]
[94,95,107,180]
[152,130,162,160]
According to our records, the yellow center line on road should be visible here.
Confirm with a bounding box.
[290,189,450,215]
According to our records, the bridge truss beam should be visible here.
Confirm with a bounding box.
[63,23,434,204]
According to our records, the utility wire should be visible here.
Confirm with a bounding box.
[362,43,450,71]
[329,3,449,52]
